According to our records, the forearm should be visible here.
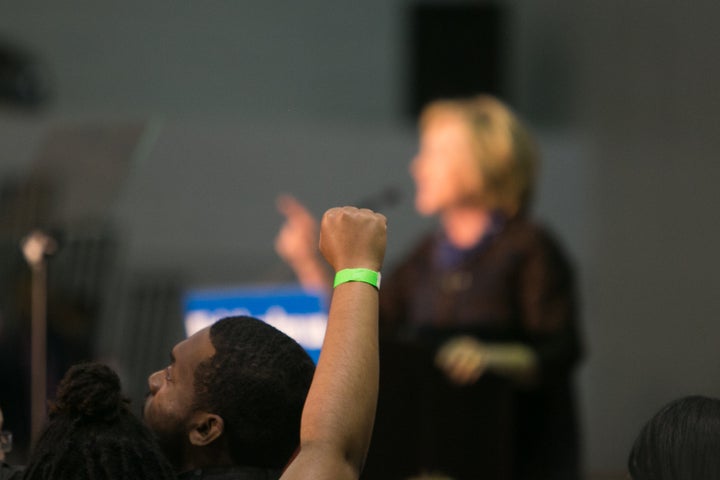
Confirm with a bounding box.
[282,206,385,480]
[293,281,379,475]
[484,343,539,386]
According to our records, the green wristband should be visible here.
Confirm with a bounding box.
[333,268,381,290]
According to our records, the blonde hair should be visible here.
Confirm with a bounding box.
[419,95,538,217]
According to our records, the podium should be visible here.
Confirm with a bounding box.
[362,340,515,480]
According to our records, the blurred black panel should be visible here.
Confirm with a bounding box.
[0,39,50,108]
[407,2,508,117]
[362,340,514,479]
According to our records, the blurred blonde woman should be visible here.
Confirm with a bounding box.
[277,95,582,480]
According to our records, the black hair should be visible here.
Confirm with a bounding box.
[628,395,720,480]
[23,362,175,480]
[193,316,316,469]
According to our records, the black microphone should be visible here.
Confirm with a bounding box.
[356,186,404,211]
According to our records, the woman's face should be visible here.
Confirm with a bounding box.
[410,112,484,216]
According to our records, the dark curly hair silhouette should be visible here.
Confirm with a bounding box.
[628,395,720,480]
[192,316,316,469]
[23,362,175,480]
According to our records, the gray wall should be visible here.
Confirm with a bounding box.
[2,1,720,475]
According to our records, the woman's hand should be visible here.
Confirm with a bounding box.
[275,194,333,291]
[435,336,488,386]
[275,195,320,267]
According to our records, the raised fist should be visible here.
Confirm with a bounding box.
[319,207,387,272]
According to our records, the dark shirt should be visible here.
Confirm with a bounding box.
[381,217,582,372]
[376,217,583,480]
[177,466,282,480]
[0,462,23,480]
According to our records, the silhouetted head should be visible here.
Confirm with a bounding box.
[23,362,175,480]
[144,316,316,472]
[628,395,720,480]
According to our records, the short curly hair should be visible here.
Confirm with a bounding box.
[23,362,175,480]
[192,316,316,469]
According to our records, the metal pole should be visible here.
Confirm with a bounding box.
[29,258,47,446]
[21,231,56,447]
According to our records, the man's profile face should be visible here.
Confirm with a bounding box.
[144,327,216,466]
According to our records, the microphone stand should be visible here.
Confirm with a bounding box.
[21,231,56,447]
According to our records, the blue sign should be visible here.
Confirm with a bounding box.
[184,284,328,363]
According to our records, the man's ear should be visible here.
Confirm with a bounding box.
[188,412,224,446]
